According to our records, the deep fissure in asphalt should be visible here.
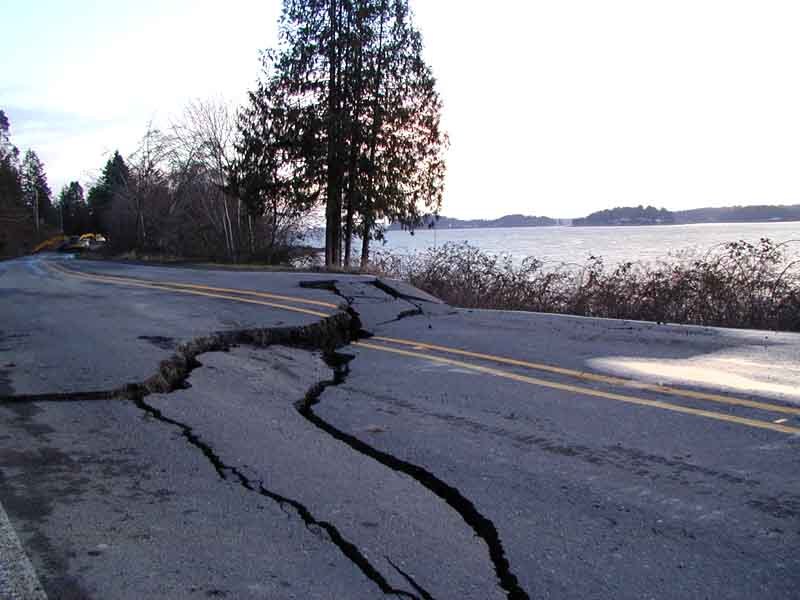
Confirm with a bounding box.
[0,314,417,598]
[386,556,437,600]
[298,350,530,600]
[368,280,425,324]
[131,389,420,600]
[0,390,119,403]
[299,278,425,325]
[299,280,530,600]
[123,313,421,599]
[2,287,531,599]
[368,279,429,311]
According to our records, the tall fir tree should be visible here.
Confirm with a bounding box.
[87,151,130,232]
[251,0,447,267]
[58,181,88,235]
[353,0,448,266]
[0,109,23,208]
[20,149,53,228]
[230,75,319,253]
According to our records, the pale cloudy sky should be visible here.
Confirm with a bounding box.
[3,1,799,219]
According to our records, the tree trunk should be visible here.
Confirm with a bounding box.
[325,0,342,267]
[342,3,362,269]
[344,193,354,268]
[248,213,255,256]
[222,196,233,261]
[138,210,146,249]
[360,228,370,270]
[271,204,278,250]
[360,2,387,268]
[33,189,39,235]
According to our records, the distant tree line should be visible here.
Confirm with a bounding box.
[0,109,59,231]
[1,109,115,240]
[388,213,557,230]
[573,204,800,227]
[573,205,675,226]
[673,204,800,224]
[9,0,447,266]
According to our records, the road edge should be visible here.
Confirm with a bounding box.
[0,499,48,600]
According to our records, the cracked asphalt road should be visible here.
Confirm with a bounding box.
[1,254,799,599]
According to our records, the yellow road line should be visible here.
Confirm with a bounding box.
[372,335,800,417]
[354,341,800,435]
[45,262,332,318]
[49,262,338,309]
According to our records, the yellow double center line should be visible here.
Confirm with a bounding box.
[45,261,337,318]
[353,341,800,435]
[46,260,800,435]
[369,336,800,417]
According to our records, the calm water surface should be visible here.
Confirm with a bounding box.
[381,222,800,266]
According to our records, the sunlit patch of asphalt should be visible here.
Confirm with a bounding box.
[588,356,800,404]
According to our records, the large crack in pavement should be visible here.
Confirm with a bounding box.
[0,390,119,403]
[2,279,530,599]
[386,556,436,600]
[299,278,425,326]
[297,350,530,600]
[2,314,420,599]
[298,279,530,600]
[125,314,422,600]
[369,279,426,316]
[131,386,421,600]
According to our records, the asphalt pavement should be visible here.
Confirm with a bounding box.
[1,253,799,599]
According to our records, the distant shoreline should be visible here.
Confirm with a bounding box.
[392,203,800,231]
[391,219,800,232]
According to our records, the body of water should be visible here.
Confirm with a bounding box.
[380,222,800,266]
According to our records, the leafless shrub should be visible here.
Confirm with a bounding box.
[105,99,311,263]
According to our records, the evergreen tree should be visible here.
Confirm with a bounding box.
[87,151,130,232]
[268,0,344,266]
[0,109,23,208]
[58,181,89,235]
[20,149,53,228]
[255,0,447,267]
[231,77,319,253]
[353,0,448,266]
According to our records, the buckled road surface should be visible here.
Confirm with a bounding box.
[1,254,799,599]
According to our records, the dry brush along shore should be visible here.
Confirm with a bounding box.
[368,238,800,332]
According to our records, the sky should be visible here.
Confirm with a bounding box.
[2,0,800,219]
